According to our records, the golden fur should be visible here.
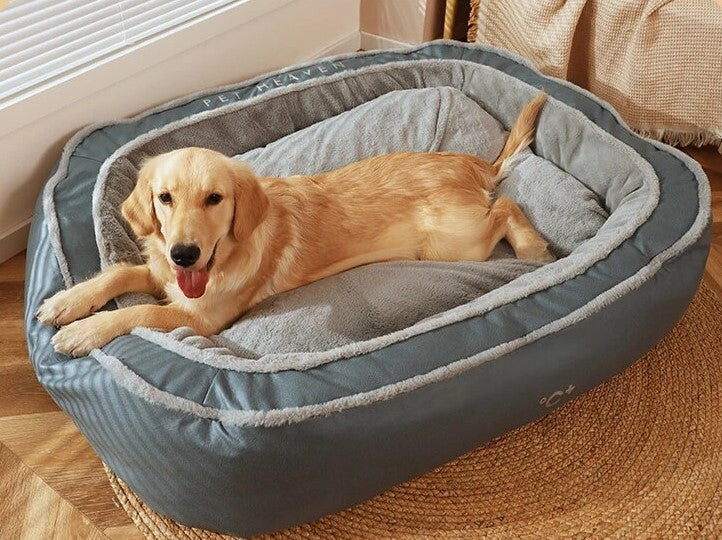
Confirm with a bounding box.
[39,92,553,356]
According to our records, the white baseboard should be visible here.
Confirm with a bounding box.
[313,31,361,58]
[360,31,412,51]
[0,219,30,265]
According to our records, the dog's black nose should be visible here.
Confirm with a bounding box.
[170,244,201,267]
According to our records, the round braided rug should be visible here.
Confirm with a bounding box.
[106,283,722,539]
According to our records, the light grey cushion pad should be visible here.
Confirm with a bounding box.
[165,258,534,358]
[143,87,608,357]
[499,151,610,256]
[239,87,507,174]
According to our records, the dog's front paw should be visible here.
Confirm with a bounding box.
[37,287,101,327]
[51,314,117,357]
[528,248,556,264]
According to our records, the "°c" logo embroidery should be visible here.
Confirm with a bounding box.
[539,384,575,408]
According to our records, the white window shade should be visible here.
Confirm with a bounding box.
[0,0,238,103]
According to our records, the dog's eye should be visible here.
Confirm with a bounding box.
[206,193,223,206]
[158,192,172,205]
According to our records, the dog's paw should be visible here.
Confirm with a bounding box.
[37,287,101,327]
[51,314,116,357]
[517,244,557,264]
[529,248,557,264]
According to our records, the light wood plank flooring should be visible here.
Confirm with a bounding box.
[0,146,719,539]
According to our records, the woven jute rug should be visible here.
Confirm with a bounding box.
[106,283,722,539]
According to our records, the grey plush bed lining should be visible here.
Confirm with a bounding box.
[84,58,660,370]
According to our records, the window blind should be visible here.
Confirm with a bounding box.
[0,0,238,103]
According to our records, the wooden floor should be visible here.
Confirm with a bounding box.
[0,146,719,539]
[692,146,722,298]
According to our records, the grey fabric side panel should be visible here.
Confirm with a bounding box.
[40,233,708,538]
[24,195,134,481]
[25,193,81,370]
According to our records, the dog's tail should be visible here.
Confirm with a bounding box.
[492,91,547,184]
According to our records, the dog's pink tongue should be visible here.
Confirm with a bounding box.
[176,269,208,298]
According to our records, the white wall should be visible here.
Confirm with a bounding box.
[0,0,360,263]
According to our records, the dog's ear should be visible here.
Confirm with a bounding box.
[122,157,159,237]
[231,160,268,242]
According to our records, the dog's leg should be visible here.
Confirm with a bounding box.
[51,303,213,357]
[492,197,555,263]
[37,264,159,327]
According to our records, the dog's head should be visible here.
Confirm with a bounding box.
[121,147,268,299]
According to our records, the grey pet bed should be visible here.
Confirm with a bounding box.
[25,41,710,537]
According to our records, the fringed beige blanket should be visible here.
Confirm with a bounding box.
[469,0,722,152]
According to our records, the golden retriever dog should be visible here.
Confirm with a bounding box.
[38,92,553,356]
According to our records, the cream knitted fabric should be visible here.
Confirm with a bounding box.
[469,0,722,151]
